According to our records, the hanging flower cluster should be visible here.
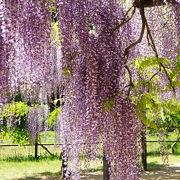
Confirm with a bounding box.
[0,0,59,104]
[0,0,59,145]
[0,5,9,106]
[57,0,179,179]
[130,0,180,60]
[57,0,142,179]
[27,104,49,143]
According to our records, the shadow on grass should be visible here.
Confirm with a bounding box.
[18,178,42,180]
[147,151,180,156]
[147,161,165,171]
[15,164,180,180]
[143,162,180,180]
[81,172,102,180]
[16,168,103,180]
[17,171,61,180]
[81,168,103,180]
[81,167,103,173]
[0,154,60,162]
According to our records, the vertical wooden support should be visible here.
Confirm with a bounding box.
[35,140,38,159]
[141,132,147,171]
[103,154,110,180]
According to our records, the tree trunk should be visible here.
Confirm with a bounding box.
[35,140,38,159]
[141,131,147,171]
[103,154,110,180]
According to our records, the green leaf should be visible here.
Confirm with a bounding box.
[48,108,61,127]
[104,97,115,111]
[141,116,150,126]
[149,122,157,130]
[176,54,180,61]
[139,57,158,71]
[53,99,60,106]
[158,57,170,66]
[175,61,180,71]
[173,81,180,87]
[131,57,143,68]
[62,66,71,76]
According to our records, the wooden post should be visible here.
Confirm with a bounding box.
[103,154,110,180]
[35,140,38,159]
[141,132,147,171]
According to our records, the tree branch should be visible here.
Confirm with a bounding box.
[144,13,176,95]
[109,7,136,32]
[101,6,136,34]
[124,7,146,63]
[144,21,159,58]
[149,70,160,81]
[133,0,166,8]
[160,62,176,95]
[124,65,135,96]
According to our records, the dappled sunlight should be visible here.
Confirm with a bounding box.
[1,163,179,180]
[142,164,180,180]
[81,172,102,180]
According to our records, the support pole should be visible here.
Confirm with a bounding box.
[141,131,147,171]
[35,140,38,159]
[103,154,110,180]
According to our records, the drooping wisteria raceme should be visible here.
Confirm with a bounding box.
[57,0,140,179]
[27,104,49,143]
[0,3,10,107]
[0,0,61,143]
[0,0,60,103]
[57,0,179,179]
[0,24,8,107]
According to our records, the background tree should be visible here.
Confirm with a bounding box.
[0,99,50,158]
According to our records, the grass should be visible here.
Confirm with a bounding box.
[0,154,179,180]
[0,131,60,159]
[146,132,180,155]
[0,145,61,160]
[0,131,179,179]
[147,154,180,170]
[0,157,61,180]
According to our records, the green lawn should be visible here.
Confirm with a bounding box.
[0,154,179,180]
[0,158,61,180]
[146,132,180,155]
[0,131,179,179]
[147,154,180,170]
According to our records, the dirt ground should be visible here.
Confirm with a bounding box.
[82,164,180,180]
[142,164,180,180]
[40,164,180,180]
[80,164,180,180]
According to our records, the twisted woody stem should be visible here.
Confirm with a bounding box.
[143,8,176,95]
[123,5,176,96]
[123,7,146,95]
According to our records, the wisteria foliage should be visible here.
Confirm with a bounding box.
[0,0,179,179]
